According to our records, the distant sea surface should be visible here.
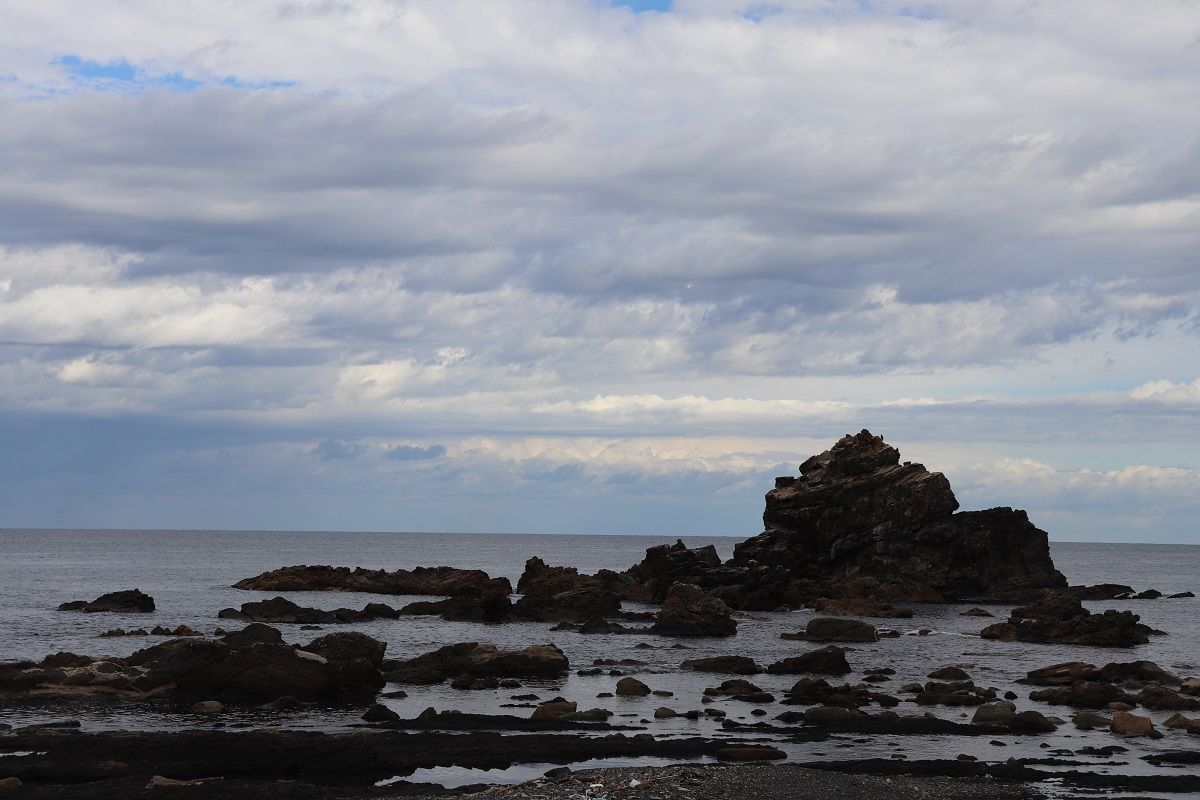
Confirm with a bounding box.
[1,528,1197,778]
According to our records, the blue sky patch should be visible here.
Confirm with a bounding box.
[52,54,291,94]
[610,0,673,12]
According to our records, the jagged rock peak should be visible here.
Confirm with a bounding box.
[799,429,902,477]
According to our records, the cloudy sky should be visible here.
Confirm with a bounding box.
[1,1,1198,541]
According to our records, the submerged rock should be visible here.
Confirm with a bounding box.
[58,589,155,613]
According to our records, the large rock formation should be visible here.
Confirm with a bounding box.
[730,430,1066,604]
[232,565,512,597]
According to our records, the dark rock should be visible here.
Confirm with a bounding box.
[1064,584,1135,600]
[232,564,512,596]
[705,679,764,697]
[399,595,513,623]
[650,583,736,637]
[1098,660,1181,686]
[615,677,650,696]
[732,431,1066,603]
[980,592,1153,647]
[58,589,155,613]
[806,617,877,642]
[1138,686,1200,711]
[220,623,284,649]
[384,643,568,684]
[783,677,896,709]
[511,587,623,623]
[766,646,851,676]
[303,632,387,667]
[961,607,994,617]
[1024,662,1099,686]
[1168,591,1195,598]
[1029,682,1135,709]
[616,540,723,603]
[217,596,399,625]
[679,656,761,674]
[813,598,913,618]
[927,667,970,681]
[362,703,400,723]
[715,746,785,761]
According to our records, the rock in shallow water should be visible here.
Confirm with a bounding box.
[58,589,155,613]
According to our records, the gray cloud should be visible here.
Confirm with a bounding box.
[384,443,447,461]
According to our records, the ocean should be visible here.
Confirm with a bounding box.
[1,529,1197,790]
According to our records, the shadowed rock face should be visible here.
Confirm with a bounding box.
[730,430,1067,604]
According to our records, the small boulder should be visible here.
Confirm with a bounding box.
[766,646,851,676]
[1111,711,1158,737]
[680,656,760,675]
[616,677,651,696]
[972,701,1016,725]
[362,703,399,723]
[531,699,577,720]
[928,667,970,681]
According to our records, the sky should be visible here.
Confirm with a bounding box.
[0,1,1198,542]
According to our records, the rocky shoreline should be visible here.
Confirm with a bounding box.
[2,431,1196,798]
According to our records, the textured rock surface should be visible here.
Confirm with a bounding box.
[730,431,1067,604]
[232,564,512,597]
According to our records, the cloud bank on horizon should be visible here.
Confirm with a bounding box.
[0,1,1197,541]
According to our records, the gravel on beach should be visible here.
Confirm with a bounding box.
[396,763,1044,800]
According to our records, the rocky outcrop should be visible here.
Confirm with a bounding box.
[58,589,155,613]
[0,624,383,704]
[383,642,568,684]
[232,564,512,597]
[650,583,736,637]
[616,541,724,603]
[730,431,1067,604]
[979,592,1153,647]
[217,596,399,624]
